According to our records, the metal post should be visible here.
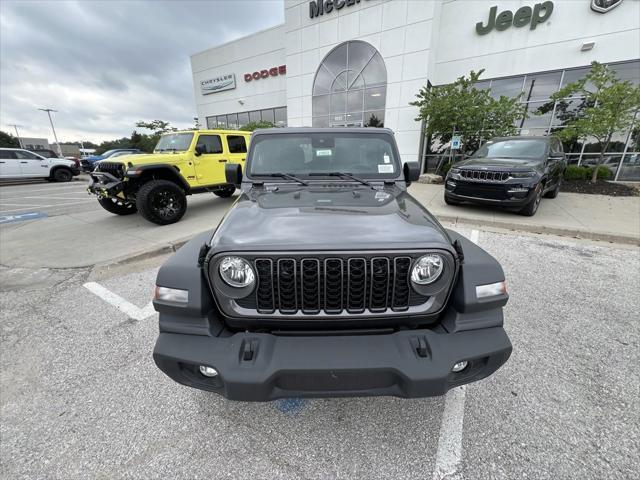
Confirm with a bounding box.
[8,124,23,148]
[614,110,638,182]
[38,108,63,157]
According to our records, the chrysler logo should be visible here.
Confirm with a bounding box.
[590,0,623,13]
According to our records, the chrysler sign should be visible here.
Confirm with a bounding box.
[200,74,236,95]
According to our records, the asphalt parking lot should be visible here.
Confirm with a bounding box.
[0,176,97,220]
[1,226,638,479]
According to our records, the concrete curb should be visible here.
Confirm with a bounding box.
[93,215,639,270]
[436,214,640,246]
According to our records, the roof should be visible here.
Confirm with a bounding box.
[169,129,251,135]
[252,127,395,136]
[489,136,553,142]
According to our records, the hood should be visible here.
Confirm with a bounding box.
[210,186,452,252]
[455,157,543,171]
[85,155,105,162]
[127,152,188,165]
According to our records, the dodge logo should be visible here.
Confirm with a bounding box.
[590,0,623,13]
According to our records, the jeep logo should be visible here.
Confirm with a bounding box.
[476,1,554,35]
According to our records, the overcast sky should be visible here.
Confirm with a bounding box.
[0,0,283,144]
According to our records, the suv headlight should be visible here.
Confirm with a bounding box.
[411,254,444,285]
[219,256,255,287]
[509,171,536,178]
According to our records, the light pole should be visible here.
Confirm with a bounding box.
[38,108,63,156]
[7,124,24,148]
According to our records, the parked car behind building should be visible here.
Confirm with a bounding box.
[81,148,141,172]
[0,148,80,182]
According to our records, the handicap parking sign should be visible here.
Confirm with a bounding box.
[451,136,462,150]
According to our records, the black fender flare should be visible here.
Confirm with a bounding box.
[126,164,190,191]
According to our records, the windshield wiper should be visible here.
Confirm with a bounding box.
[264,173,308,185]
[308,172,375,189]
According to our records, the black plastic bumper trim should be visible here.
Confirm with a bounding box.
[153,326,512,401]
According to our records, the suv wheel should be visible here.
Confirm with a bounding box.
[136,179,187,225]
[52,168,73,182]
[214,186,236,198]
[97,197,137,215]
[519,184,543,216]
[544,177,562,199]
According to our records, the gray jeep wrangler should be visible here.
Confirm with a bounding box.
[152,128,512,401]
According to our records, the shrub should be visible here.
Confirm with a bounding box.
[589,165,613,180]
[564,165,589,181]
[440,162,452,176]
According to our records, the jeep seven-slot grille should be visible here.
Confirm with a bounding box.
[459,170,509,182]
[239,255,425,315]
[96,162,126,179]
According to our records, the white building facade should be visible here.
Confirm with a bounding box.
[191,0,640,180]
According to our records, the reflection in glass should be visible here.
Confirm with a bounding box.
[274,107,287,127]
[261,109,275,123]
[490,77,524,98]
[523,72,562,101]
[237,112,249,126]
[249,110,261,123]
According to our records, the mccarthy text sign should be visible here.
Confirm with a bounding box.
[200,74,236,95]
[309,0,369,19]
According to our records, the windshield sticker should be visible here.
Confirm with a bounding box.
[378,164,394,173]
[375,191,390,200]
[383,154,390,163]
[316,149,332,156]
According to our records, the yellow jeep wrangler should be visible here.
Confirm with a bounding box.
[88,129,250,225]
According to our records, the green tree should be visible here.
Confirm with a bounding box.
[239,120,275,131]
[0,130,21,148]
[135,120,177,136]
[411,70,526,160]
[542,61,640,183]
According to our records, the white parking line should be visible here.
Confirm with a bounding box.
[0,200,95,212]
[432,228,479,480]
[83,282,156,321]
[21,196,94,200]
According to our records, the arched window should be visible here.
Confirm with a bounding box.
[312,41,387,128]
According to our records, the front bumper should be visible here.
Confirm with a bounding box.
[153,326,512,401]
[87,172,124,198]
[445,181,537,208]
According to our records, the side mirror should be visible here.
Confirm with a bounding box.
[225,163,242,186]
[548,152,564,161]
[403,161,420,186]
[194,144,205,156]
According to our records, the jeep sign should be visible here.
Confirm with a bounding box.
[200,74,236,95]
[476,1,554,35]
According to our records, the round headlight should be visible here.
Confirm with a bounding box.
[411,254,444,285]
[219,256,255,288]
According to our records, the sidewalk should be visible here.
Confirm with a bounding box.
[1,184,638,270]
[408,183,640,245]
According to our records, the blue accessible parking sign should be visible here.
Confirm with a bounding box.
[0,212,48,224]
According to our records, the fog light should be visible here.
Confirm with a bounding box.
[452,361,468,373]
[199,365,218,377]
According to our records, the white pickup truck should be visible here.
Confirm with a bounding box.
[0,148,80,182]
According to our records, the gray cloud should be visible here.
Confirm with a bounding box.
[0,0,284,143]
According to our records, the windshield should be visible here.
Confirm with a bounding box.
[101,150,118,157]
[472,139,547,160]
[249,133,399,178]
[155,133,194,152]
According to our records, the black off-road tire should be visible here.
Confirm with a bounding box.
[136,179,187,225]
[97,197,137,215]
[51,168,73,182]
[519,184,543,217]
[214,186,236,198]
[544,177,562,199]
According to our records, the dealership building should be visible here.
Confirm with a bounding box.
[191,0,640,180]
